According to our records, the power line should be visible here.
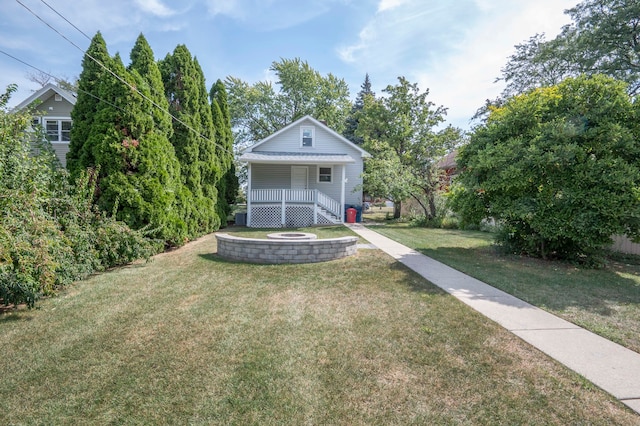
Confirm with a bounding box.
[13,0,233,157]
[38,0,92,41]
[1,49,133,117]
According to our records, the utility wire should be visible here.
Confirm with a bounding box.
[38,0,92,41]
[14,0,234,157]
[1,49,134,118]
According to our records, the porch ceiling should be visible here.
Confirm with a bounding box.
[239,151,355,164]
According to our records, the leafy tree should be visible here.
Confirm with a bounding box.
[210,79,239,222]
[67,32,111,178]
[500,0,640,97]
[357,77,460,219]
[226,58,351,148]
[160,45,221,237]
[451,75,640,263]
[343,73,374,145]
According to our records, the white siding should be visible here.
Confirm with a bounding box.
[252,164,290,189]
[249,117,366,207]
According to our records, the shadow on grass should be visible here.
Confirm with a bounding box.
[0,309,34,322]
[411,244,640,316]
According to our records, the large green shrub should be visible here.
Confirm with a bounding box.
[0,84,155,308]
[451,75,640,263]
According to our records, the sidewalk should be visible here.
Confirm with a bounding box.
[346,223,640,415]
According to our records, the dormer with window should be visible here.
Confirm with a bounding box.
[300,126,314,148]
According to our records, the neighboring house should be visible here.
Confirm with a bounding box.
[437,149,458,191]
[239,115,371,228]
[14,83,76,167]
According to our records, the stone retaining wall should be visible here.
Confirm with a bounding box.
[215,233,358,264]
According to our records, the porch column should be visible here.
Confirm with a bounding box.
[313,189,318,224]
[247,163,252,226]
[340,165,346,222]
[281,189,286,226]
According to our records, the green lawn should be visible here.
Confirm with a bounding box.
[371,224,640,354]
[0,231,637,424]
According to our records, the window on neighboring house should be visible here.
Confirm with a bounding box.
[45,119,72,142]
[318,166,332,183]
[301,126,314,147]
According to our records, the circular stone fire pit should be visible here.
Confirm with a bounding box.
[267,232,317,240]
[215,232,357,264]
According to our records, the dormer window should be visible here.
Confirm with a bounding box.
[301,126,314,147]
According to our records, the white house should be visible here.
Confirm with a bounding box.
[14,83,76,167]
[239,115,370,228]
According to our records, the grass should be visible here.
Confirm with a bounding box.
[371,224,640,354]
[0,233,637,424]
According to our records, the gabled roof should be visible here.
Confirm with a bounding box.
[244,115,371,158]
[13,83,77,111]
[437,150,458,170]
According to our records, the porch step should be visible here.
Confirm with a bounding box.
[317,207,341,224]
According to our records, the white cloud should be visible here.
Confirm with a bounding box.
[377,0,409,13]
[206,0,241,17]
[204,0,340,31]
[339,0,579,129]
[134,0,175,17]
[419,0,577,129]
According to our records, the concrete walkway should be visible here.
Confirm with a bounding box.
[346,223,640,415]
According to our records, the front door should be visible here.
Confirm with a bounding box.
[291,166,308,190]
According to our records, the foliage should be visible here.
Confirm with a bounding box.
[67,32,111,179]
[0,84,155,308]
[160,45,221,237]
[357,77,460,218]
[210,79,239,223]
[451,75,640,263]
[225,58,351,149]
[343,73,374,145]
[71,37,187,245]
[500,0,640,98]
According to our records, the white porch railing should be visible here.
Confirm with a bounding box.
[249,189,342,227]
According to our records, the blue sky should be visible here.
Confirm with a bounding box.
[1,0,578,130]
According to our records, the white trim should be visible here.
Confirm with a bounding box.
[247,163,252,226]
[300,126,315,148]
[340,165,346,222]
[43,117,72,143]
[13,83,76,112]
[239,152,355,164]
[317,165,333,183]
[243,115,371,158]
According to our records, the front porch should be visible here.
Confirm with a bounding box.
[247,189,343,228]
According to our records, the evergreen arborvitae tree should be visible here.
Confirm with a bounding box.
[68,32,111,178]
[210,79,238,223]
[194,57,221,228]
[160,45,220,237]
[127,34,187,244]
[343,74,374,145]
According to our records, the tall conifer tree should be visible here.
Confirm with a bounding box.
[68,32,110,177]
[210,79,238,222]
[343,74,374,145]
[160,45,220,236]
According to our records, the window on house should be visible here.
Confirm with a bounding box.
[45,119,72,142]
[301,126,314,147]
[318,166,332,183]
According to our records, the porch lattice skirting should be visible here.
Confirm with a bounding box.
[249,204,336,228]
